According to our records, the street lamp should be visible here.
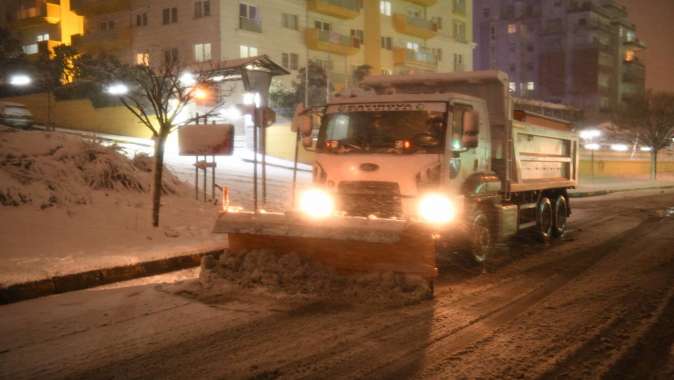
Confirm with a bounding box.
[580,129,602,183]
[241,65,273,211]
[105,83,129,96]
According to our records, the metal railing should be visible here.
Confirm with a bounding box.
[239,17,262,33]
[406,47,437,65]
[406,15,437,31]
[321,0,360,12]
[317,29,359,47]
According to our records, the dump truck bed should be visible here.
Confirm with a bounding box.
[506,117,579,193]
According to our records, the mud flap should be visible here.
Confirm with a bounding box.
[213,211,438,281]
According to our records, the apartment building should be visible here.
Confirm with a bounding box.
[3,0,83,59]
[66,0,474,89]
[474,0,645,120]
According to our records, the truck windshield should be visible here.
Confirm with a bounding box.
[317,106,447,154]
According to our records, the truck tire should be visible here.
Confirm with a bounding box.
[469,208,495,263]
[536,197,554,242]
[552,195,568,238]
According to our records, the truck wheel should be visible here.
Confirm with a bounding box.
[552,195,568,238]
[536,197,554,242]
[469,209,494,263]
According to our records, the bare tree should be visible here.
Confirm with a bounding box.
[85,56,228,226]
[616,91,674,180]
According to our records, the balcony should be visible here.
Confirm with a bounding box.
[622,60,645,83]
[305,28,360,55]
[392,47,438,69]
[72,28,132,55]
[71,0,131,16]
[392,14,438,39]
[11,1,60,28]
[239,17,262,33]
[623,38,646,50]
[307,0,360,19]
[406,0,438,6]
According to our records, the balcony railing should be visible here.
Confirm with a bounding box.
[307,0,360,19]
[11,1,60,27]
[239,17,262,33]
[71,0,131,16]
[393,47,438,68]
[72,28,132,54]
[622,60,645,82]
[305,28,360,55]
[392,14,438,39]
[406,0,438,6]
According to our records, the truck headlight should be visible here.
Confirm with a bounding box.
[299,188,335,219]
[418,193,456,224]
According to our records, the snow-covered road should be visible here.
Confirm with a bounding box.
[1,189,673,379]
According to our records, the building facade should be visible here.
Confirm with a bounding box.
[4,0,83,58]
[474,0,645,121]
[66,0,474,89]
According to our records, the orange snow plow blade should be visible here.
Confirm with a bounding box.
[213,211,438,281]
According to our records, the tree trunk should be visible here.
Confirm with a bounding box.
[152,135,166,227]
[650,150,658,180]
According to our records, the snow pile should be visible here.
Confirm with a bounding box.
[0,128,186,208]
[200,250,432,305]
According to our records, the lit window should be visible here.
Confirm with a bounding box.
[406,41,419,51]
[240,45,258,58]
[136,52,150,65]
[508,82,516,93]
[194,43,212,62]
[624,50,635,62]
[36,33,49,42]
[507,24,517,34]
[380,1,392,16]
[527,81,535,91]
[23,44,38,55]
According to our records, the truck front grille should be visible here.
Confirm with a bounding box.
[337,181,403,218]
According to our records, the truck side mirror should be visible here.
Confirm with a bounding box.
[291,103,313,137]
[462,110,479,149]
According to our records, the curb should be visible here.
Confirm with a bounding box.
[241,158,312,173]
[569,185,674,198]
[0,249,224,305]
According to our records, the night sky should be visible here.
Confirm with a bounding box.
[622,0,674,93]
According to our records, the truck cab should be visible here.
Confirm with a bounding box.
[309,92,492,222]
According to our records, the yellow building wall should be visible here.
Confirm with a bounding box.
[579,159,674,177]
[265,123,315,164]
[2,93,153,138]
[58,0,84,45]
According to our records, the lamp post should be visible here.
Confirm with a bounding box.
[580,129,602,183]
[241,65,272,212]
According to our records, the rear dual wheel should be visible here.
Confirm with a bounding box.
[536,195,568,241]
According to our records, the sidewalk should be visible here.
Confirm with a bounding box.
[570,176,674,197]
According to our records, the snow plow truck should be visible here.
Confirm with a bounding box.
[213,70,579,293]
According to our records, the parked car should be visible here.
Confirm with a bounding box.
[0,101,34,129]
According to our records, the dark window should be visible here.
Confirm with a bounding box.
[171,7,178,22]
[195,1,210,18]
[164,48,179,64]
[350,29,364,43]
[281,52,289,68]
[136,13,147,26]
[380,36,392,50]
[290,53,299,70]
[162,8,170,24]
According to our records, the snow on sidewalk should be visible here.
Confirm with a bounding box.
[0,127,227,287]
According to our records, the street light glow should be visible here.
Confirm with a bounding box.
[193,87,208,100]
[106,83,129,96]
[9,74,32,87]
[610,144,629,152]
[579,129,601,140]
[640,146,653,152]
[585,143,601,151]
